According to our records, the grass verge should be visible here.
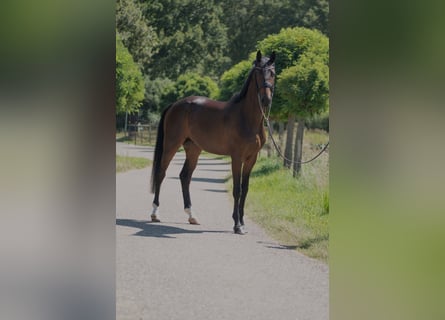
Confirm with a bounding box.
[116,155,152,173]
[239,129,329,262]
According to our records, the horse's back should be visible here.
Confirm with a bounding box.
[163,96,233,154]
[176,96,225,110]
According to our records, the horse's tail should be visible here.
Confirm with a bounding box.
[150,104,172,194]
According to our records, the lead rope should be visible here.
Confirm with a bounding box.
[257,93,329,165]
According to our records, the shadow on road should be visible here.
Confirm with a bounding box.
[116,219,229,238]
[257,241,298,251]
[203,188,228,193]
[196,162,230,166]
[198,168,230,172]
[168,176,228,184]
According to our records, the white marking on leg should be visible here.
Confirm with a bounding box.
[184,207,194,219]
[151,203,159,220]
[185,207,199,224]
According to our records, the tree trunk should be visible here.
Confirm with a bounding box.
[284,114,295,168]
[124,111,128,136]
[278,121,284,151]
[293,117,305,177]
[267,120,273,157]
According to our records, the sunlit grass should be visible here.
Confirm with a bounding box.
[116,155,152,173]
[241,129,329,262]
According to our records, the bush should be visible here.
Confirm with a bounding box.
[173,72,220,101]
[306,111,329,132]
[219,60,252,101]
[144,77,176,113]
[116,32,145,115]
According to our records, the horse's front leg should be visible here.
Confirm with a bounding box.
[231,157,244,234]
[238,154,258,231]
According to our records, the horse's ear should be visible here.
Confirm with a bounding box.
[267,51,276,65]
[256,50,262,63]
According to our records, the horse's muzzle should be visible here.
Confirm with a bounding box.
[261,95,271,108]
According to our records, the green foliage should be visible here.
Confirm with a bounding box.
[165,72,220,102]
[142,0,229,79]
[219,60,252,101]
[116,1,330,124]
[221,0,283,64]
[254,27,328,120]
[306,110,329,132]
[279,53,329,118]
[300,0,329,35]
[143,77,175,112]
[116,0,158,72]
[116,33,145,115]
[181,73,217,99]
[221,0,329,65]
[257,27,328,75]
[134,72,219,127]
[177,73,220,99]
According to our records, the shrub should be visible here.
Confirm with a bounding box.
[306,111,329,132]
[219,60,252,101]
[174,72,220,100]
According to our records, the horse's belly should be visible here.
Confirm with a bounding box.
[195,139,229,156]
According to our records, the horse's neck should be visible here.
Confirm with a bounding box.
[239,79,264,131]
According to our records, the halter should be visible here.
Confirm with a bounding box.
[254,66,275,95]
[253,65,275,120]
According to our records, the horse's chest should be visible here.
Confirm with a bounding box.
[241,134,264,151]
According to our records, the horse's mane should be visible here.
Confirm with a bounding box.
[228,67,255,104]
[228,57,271,104]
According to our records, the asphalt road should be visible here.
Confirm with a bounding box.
[116,142,329,320]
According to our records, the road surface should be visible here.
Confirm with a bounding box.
[116,142,329,320]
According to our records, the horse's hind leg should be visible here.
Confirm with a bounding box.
[180,140,201,224]
[151,139,183,222]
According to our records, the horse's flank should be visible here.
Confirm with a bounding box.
[164,91,264,158]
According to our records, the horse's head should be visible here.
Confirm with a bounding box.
[254,50,276,109]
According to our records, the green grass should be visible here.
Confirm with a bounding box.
[239,129,329,262]
[116,155,152,173]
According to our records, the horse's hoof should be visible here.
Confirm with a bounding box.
[151,214,161,223]
[234,226,246,235]
[188,217,200,225]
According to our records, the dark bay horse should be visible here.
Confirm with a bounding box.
[150,50,276,234]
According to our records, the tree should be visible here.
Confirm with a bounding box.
[221,0,329,66]
[279,53,329,176]
[116,0,158,73]
[136,76,176,125]
[164,72,220,103]
[300,0,329,36]
[175,73,220,100]
[143,77,175,114]
[257,27,329,169]
[142,0,229,79]
[219,60,252,101]
[116,33,145,116]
